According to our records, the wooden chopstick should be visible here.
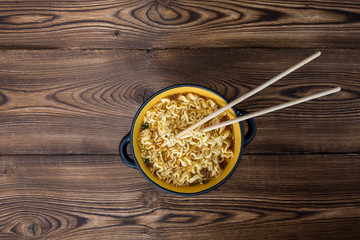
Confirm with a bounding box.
[175,51,322,139]
[199,87,341,133]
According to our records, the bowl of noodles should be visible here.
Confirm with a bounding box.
[119,85,256,195]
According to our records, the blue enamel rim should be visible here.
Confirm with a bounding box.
[129,84,245,196]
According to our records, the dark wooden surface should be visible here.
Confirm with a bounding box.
[1,154,359,240]
[1,0,360,239]
[1,0,360,49]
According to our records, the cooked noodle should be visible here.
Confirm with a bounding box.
[138,93,234,186]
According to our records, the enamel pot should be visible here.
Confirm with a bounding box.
[119,85,256,195]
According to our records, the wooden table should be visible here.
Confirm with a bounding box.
[1,1,359,239]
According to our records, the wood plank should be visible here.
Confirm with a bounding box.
[0,48,359,155]
[0,154,359,239]
[1,0,360,49]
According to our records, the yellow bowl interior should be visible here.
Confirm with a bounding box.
[132,86,242,194]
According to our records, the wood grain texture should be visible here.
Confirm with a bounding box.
[1,48,359,155]
[0,154,359,239]
[1,0,359,239]
[1,0,360,49]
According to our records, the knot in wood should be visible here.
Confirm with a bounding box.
[113,30,121,38]
[12,219,43,239]
[26,222,40,237]
[134,88,154,104]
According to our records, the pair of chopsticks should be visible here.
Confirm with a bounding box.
[175,51,341,139]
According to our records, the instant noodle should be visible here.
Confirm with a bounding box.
[138,93,234,186]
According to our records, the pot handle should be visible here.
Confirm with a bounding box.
[236,110,257,147]
[119,132,138,169]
